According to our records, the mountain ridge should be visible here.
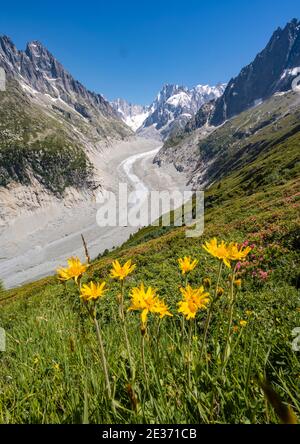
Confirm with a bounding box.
[0,35,127,124]
[155,18,300,179]
[0,35,132,222]
[210,18,300,126]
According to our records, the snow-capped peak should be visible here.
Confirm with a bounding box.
[111,82,226,139]
[166,91,191,107]
[139,82,226,140]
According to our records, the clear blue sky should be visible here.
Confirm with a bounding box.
[0,0,299,105]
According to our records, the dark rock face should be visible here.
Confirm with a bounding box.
[185,101,216,133]
[210,19,300,126]
[0,37,119,121]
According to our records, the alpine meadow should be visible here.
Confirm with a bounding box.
[0,7,299,426]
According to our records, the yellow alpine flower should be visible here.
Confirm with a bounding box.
[128,283,172,325]
[57,257,88,283]
[80,281,107,302]
[178,256,198,275]
[53,363,60,371]
[57,267,72,282]
[110,259,136,280]
[240,320,248,327]
[155,300,173,319]
[202,238,231,268]
[234,279,242,287]
[178,285,210,320]
[227,243,252,262]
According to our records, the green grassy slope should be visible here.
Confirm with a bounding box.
[0,103,299,423]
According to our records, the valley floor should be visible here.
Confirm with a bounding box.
[0,137,188,289]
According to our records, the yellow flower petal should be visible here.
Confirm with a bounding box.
[178,285,210,320]
[80,281,107,302]
[178,256,199,275]
[57,257,88,282]
[141,308,149,325]
[110,259,136,280]
[129,283,172,325]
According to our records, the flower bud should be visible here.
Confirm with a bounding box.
[203,277,211,289]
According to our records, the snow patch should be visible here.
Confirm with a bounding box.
[280,66,300,79]
[125,111,149,131]
[19,80,38,96]
[166,91,191,107]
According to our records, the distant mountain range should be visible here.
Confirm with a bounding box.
[1,18,300,222]
[111,83,226,140]
[114,18,300,142]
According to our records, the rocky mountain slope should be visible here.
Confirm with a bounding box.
[0,37,128,130]
[0,36,132,222]
[210,18,300,126]
[112,83,225,141]
[156,90,300,187]
[200,91,299,188]
[155,19,300,184]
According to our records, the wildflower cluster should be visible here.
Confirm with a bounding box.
[56,237,252,411]
[234,241,283,286]
[203,238,251,268]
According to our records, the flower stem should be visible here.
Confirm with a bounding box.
[181,275,188,340]
[188,320,193,388]
[141,330,150,395]
[82,300,114,411]
[93,316,112,400]
[221,266,237,371]
[199,261,223,360]
[120,280,134,380]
